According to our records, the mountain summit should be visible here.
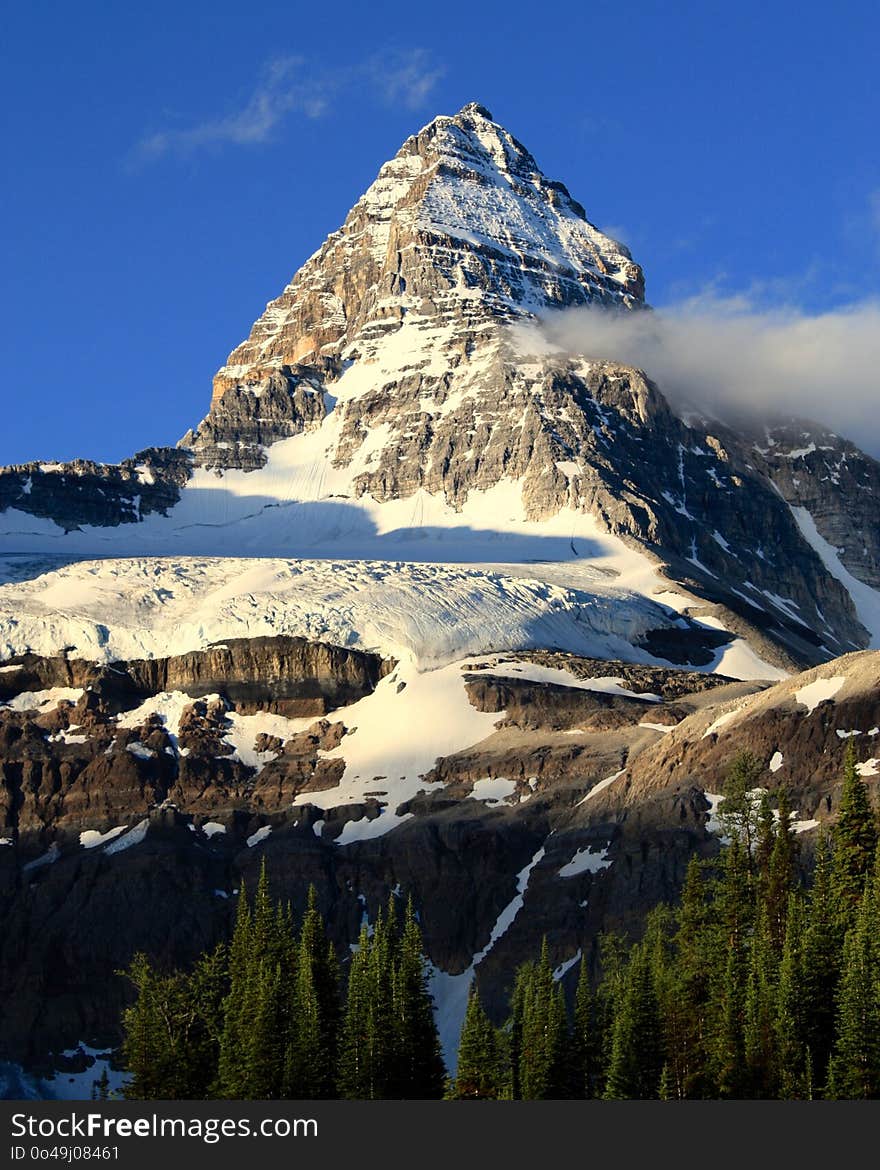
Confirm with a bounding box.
[210,101,643,405]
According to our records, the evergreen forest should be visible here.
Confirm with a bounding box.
[118,745,880,1100]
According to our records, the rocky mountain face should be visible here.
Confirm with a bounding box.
[2,639,878,1073]
[727,416,880,588]
[0,449,191,533]
[1,103,880,1088]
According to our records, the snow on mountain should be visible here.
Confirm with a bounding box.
[210,101,642,399]
[791,505,880,647]
[0,536,677,670]
[0,502,790,685]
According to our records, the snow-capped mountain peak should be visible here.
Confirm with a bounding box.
[209,101,643,405]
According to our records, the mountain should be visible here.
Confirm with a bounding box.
[1,103,879,1090]
[2,103,879,667]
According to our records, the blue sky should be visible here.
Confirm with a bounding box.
[3,0,879,465]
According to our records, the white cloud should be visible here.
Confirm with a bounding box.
[133,48,445,164]
[518,296,880,458]
[134,57,326,162]
[366,48,446,111]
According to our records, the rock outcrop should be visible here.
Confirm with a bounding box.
[0,448,191,533]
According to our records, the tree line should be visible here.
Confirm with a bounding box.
[121,868,444,1099]
[454,744,880,1099]
[119,744,880,1099]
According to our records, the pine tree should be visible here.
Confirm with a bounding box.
[755,791,776,879]
[92,1067,110,1100]
[246,959,285,1098]
[251,860,282,964]
[121,954,162,1099]
[516,941,568,1099]
[801,834,839,1092]
[216,865,294,1099]
[121,951,225,1100]
[775,893,810,1098]
[603,942,663,1099]
[453,983,505,1099]
[719,750,764,865]
[363,904,397,1098]
[285,886,340,1098]
[766,788,798,952]
[743,907,778,1097]
[214,882,253,1098]
[184,943,228,1097]
[594,931,630,1090]
[506,959,534,1099]
[670,857,713,1098]
[831,741,878,935]
[642,905,678,1094]
[827,874,880,1098]
[571,957,599,1098]
[392,898,445,1098]
[338,922,372,1099]
[710,837,752,1097]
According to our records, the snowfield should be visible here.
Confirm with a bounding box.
[0,505,787,683]
[0,552,674,668]
[292,658,503,841]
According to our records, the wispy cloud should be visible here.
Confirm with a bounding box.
[133,48,445,165]
[365,48,446,111]
[134,57,326,163]
[514,295,880,458]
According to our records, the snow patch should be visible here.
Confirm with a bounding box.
[553,950,583,982]
[465,658,660,701]
[23,843,61,872]
[117,692,214,750]
[80,826,127,850]
[577,769,625,805]
[470,777,517,804]
[703,707,742,739]
[1,688,83,713]
[105,819,149,855]
[791,507,880,647]
[297,659,502,842]
[795,676,845,715]
[558,845,612,877]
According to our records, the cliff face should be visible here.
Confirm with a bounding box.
[727,417,880,589]
[0,448,191,533]
[0,637,391,838]
[2,643,878,1072]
